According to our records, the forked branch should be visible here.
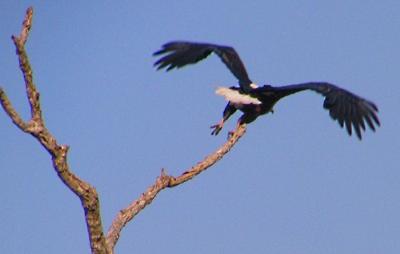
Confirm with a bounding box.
[1,7,247,254]
[0,7,108,254]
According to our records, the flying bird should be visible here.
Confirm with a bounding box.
[153,41,380,139]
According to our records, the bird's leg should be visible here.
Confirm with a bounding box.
[210,102,237,136]
[228,117,244,138]
[228,113,258,137]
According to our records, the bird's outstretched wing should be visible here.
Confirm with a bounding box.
[269,82,380,139]
[153,41,253,91]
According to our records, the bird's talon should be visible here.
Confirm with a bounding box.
[210,123,223,136]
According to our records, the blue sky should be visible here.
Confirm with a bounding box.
[1,1,399,253]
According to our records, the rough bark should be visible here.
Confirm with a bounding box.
[1,7,247,254]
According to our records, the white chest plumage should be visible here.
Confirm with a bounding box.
[215,87,261,108]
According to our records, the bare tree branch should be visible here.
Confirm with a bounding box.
[0,90,28,130]
[0,7,108,254]
[2,7,247,254]
[106,124,247,250]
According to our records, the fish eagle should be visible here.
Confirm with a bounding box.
[154,41,380,139]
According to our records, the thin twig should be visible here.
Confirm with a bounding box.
[11,7,42,122]
[106,124,246,251]
[0,90,28,130]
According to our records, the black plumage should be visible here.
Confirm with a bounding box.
[154,41,380,140]
[154,41,254,91]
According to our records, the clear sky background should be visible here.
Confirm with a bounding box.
[1,1,399,253]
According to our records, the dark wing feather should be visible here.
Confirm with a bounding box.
[153,41,253,91]
[270,82,380,139]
